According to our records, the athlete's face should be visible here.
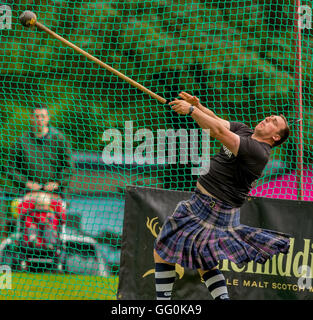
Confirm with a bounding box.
[255,115,286,143]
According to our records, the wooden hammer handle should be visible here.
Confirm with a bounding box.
[36,21,167,105]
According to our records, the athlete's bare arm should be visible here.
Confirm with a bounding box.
[169,99,239,156]
[179,92,230,129]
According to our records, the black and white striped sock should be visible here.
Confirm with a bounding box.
[202,269,230,300]
[155,263,176,300]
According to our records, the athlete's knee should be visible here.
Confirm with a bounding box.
[153,249,175,266]
[197,266,218,279]
[153,249,165,262]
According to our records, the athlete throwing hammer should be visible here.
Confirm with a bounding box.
[153,92,291,300]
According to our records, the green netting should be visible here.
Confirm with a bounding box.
[0,0,312,299]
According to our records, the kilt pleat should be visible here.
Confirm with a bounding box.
[154,189,290,270]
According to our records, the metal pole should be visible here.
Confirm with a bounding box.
[294,0,304,200]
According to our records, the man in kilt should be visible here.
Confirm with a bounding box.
[153,92,291,300]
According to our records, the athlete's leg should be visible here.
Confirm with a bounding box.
[198,267,230,300]
[154,249,176,300]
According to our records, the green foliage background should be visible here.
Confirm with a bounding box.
[0,0,312,191]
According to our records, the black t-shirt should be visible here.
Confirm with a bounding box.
[198,122,272,207]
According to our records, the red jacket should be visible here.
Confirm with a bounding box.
[18,199,66,248]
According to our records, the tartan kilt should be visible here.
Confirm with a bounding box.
[154,189,291,270]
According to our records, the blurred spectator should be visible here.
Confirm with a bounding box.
[1,104,74,238]
[7,103,75,197]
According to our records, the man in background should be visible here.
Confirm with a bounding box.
[7,103,75,196]
[3,104,75,237]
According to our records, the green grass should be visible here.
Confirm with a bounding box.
[0,273,119,300]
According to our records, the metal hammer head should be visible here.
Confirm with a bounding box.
[19,11,37,27]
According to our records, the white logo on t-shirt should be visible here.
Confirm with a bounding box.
[223,145,233,158]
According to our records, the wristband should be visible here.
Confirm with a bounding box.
[188,105,195,116]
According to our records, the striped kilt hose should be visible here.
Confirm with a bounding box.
[154,188,291,270]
